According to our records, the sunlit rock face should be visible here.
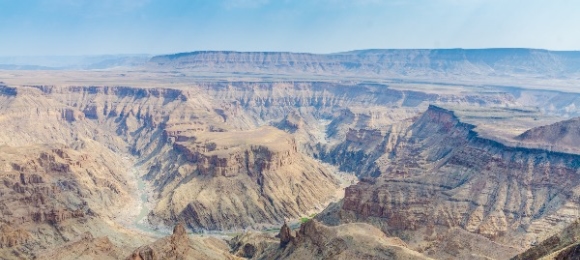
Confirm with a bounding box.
[2,52,580,260]
[321,105,580,259]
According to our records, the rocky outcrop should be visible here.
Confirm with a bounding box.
[324,105,580,259]
[273,111,304,134]
[127,223,233,260]
[149,127,341,231]
[0,84,17,96]
[553,244,580,259]
[319,122,411,177]
[171,129,299,178]
[0,225,30,248]
[60,108,84,122]
[229,232,278,258]
[511,219,580,260]
[0,143,132,259]
[128,223,189,260]
[279,221,293,247]
[255,220,431,259]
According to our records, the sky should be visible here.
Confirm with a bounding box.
[0,0,579,56]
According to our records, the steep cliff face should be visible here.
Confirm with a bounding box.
[0,85,158,259]
[323,105,580,259]
[26,85,199,156]
[319,121,413,177]
[149,127,341,230]
[0,143,134,259]
[201,82,516,123]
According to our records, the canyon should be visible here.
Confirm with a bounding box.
[1,49,580,259]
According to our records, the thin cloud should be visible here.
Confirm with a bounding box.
[41,0,151,13]
[222,0,270,9]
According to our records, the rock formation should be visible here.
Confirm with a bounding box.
[229,232,278,258]
[0,225,31,249]
[254,220,431,259]
[127,223,233,260]
[150,126,342,230]
[511,219,580,260]
[320,105,580,259]
[0,143,136,259]
[278,221,293,247]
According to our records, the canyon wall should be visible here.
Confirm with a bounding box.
[320,105,580,259]
[2,79,580,258]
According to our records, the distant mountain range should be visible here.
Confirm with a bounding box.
[3,49,580,80]
[147,48,580,78]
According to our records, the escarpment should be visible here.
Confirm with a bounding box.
[200,81,517,124]
[149,126,341,230]
[172,133,298,178]
[318,121,412,177]
[320,105,580,259]
[0,145,129,222]
[147,49,580,80]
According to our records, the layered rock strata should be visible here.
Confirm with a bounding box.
[150,127,341,230]
[322,105,580,259]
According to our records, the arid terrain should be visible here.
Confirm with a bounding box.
[1,49,580,259]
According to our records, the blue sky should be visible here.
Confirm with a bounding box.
[0,0,578,55]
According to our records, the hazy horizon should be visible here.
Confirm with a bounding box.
[2,47,580,58]
[1,0,579,56]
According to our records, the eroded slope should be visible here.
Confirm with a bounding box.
[320,105,580,259]
[232,220,431,260]
[150,126,341,230]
